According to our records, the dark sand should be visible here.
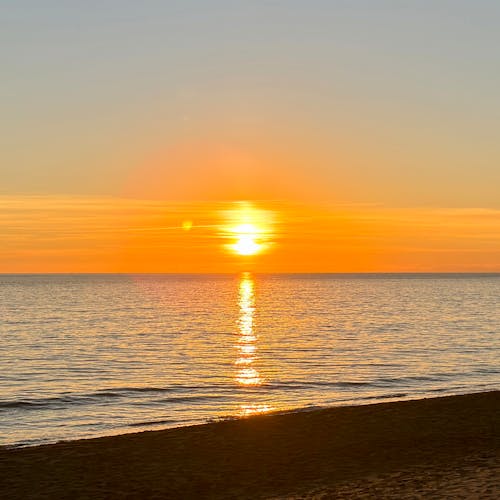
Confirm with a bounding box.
[1,391,498,499]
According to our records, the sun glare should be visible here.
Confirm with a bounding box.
[222,203,274,257]
[233,235,261,256]
[232,224,262,255]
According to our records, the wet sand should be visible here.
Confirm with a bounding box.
[1,391,498,499]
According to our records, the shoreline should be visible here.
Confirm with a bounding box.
[1,390,498,498]
[2,387,498,451]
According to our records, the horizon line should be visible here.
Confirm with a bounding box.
[2,272,499,276]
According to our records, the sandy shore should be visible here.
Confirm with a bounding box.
[1,391,498,499]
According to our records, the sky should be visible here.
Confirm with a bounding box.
[1,1,499,272]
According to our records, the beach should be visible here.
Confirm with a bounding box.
[1,391,498,499]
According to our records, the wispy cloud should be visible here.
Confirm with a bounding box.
[1,196,499,272]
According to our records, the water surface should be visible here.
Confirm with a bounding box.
[1,273,498,447]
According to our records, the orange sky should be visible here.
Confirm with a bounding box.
[2,196,499,273]
[3,4,500,273]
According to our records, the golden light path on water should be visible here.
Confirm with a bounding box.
[235,272,273,417]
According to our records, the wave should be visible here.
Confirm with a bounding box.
[0,388,226,412]
[0,380,404,411]
[262,380,373,391]
[258,373,461,391]
[1,371,489,413]
[474,367,500,375]
[372,374,454,386]
[127,418,176,427]
[360,392,408,400]
[94,386,176,397]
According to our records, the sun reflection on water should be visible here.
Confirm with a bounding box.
[239,404,273,417]
[235,273,275,417]
[235,273,261,386]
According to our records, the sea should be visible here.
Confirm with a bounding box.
[1,273,499,448]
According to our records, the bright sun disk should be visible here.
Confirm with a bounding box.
[224,203,273,257]
[233,235,261,256]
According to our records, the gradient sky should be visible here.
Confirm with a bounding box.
[1,1,499,271]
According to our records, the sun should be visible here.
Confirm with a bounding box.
[231,224,262,256]
[222,202,274,257]
[233,235,261,255]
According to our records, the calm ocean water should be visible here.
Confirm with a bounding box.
[1,273,499,448]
